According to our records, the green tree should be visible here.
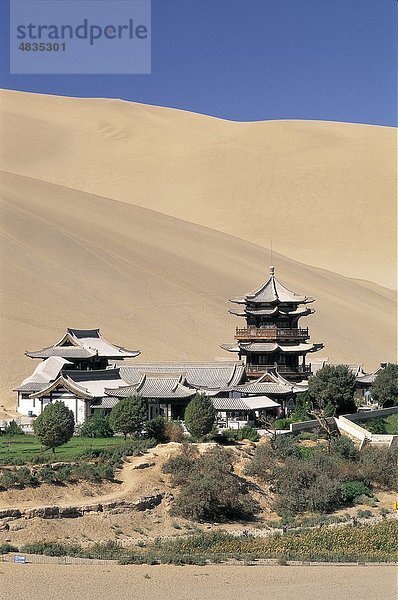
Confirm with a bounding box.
[109,396,147,440]
[308,364,356,415]
[184,393,216,439]
[33,401,75,454]
[371,364,398,407]
[80,411,114,438]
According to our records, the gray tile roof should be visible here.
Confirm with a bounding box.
[212,397,253,411]
[105,374,196,399]
[26,328,140,359]
[91,397,119,409]
[26,347,96,359]
[120,362,245,390]
[230,266,314,306]
[14,382,48,392]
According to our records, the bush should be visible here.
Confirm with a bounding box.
[80,412,114,438]
[184,394,216,439]
[162,445,198,485]
[273,457,343,516]
[341,480,372,503]
[145,416,167,442]
[331,436,360,461]
[164,420,185,443]
[0,543,18,553]
[360,445,398,490]
[166,446,257,522]
[2,420,24,435]
[235,426,258,442]
[273,418,294,430]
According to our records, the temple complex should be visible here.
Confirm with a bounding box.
[14,268,368,426]
[221,266,323,380]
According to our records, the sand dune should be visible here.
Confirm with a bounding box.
[0,171,395,409]
[0,90,396,288]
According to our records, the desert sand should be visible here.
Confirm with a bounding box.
[0,89,395,288]
[0,90,396,410]
[0,563,397,600]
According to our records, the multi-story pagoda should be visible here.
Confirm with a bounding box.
[221,266,323,381]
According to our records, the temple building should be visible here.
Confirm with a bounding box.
[15,268,364,427]
[25,328,140,370]
[221,266,323,380]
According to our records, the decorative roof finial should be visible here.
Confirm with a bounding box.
[269,265,275,276]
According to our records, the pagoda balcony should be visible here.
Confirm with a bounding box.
[235,327,309,341]
[246,364,312,376]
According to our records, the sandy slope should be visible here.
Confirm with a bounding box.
[0,171,395,409]
[0,89,396,288]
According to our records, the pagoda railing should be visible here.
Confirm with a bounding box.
[246,364,311,375]
[235,327,309,341]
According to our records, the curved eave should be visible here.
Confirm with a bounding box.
[25,349,97,359]
[29,376,94,400]
[220,343,240,353]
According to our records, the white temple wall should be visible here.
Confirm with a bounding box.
[17,392,87,425]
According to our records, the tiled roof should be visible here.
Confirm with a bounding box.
[14,382,49,393]
[234,342,322,354]
[26,328,140,359]
[15,357,73,390]
[235,372,293,395]
[105,374,196,399]
[120,362,245,390]
[212,396,280,411]
[65,369,126,397]
[29,376,94,400]
[212,397,253,411]
[230,266,314,306]
[91,397,119,410]
[26,347,96,359]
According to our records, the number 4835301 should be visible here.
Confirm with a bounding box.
[18,42,66,51]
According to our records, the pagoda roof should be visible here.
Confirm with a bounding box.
[221,342,323,354]
[229,307,313,318]
[119,361,245,390]
[230,266,314,306]
[26,328,141,360]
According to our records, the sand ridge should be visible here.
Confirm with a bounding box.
[0,89,396,288]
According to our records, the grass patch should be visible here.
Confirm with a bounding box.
[0,435,125,464]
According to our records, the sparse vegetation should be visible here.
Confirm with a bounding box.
[10,520,398,564]
[163,445,257,522]
[246,434,397,517]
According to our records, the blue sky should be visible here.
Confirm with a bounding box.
[1,0,397,125]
